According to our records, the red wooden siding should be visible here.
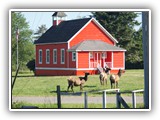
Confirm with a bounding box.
[113,52,124,68]
[36,43,68,68]
[78,52,89,68]
[68,52,76,68]
[69,21,114,48]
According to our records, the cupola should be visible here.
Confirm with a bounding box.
[52,12,67,26]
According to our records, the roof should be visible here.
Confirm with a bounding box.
[52,12,67,17]
[68,40,126,52]
[34,18,91,44]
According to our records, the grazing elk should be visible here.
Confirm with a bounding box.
[110,69,125,89]
[67,72,90,92]
[99,67,111,85]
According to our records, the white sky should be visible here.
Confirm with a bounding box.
[21,11,142,32]
[22,12,92,32]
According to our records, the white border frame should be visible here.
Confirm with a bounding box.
[9,9,151,112]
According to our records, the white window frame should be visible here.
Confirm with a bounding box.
[90,52,93,58]
[72,52,76,61]
[61,49,65,64]
[53,49,57,64]
[102,52,107,58]
[46,49,50,64]
[39,49,42,64]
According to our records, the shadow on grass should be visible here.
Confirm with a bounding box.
[50,90,83,96]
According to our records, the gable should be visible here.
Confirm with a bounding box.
[69,19,117,48]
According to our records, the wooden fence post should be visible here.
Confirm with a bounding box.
[57,85,61,109]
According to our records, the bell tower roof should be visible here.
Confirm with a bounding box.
[52,12,67,18]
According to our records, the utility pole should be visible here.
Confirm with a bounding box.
[142,11,150,109]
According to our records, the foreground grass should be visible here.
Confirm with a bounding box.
[12,69,144,96]
[12,101,144,109]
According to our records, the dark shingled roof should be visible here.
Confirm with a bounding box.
[68,40,126,51]
[34,18,91,44]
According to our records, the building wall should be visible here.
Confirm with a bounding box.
[78,52,89,68]
[35,43,70,68]
[69,21,114,48]
[113,51,124,68]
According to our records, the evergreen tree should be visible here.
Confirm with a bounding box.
[92,12,143,68]
[33,24,47,41]
[11,12,34,71]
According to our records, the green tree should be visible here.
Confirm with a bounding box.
[11,12,34,71]
[33,24,47,41]
[92,12,143,68]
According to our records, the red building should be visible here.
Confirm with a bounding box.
[34,12,126,76]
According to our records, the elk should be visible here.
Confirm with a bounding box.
[67,72,90,92]
[99,67,111,85]
[110,69,125,89]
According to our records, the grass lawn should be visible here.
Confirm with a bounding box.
[11,69,144,97]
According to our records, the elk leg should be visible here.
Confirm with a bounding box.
[116,82,118,88]
[67,84,71,91]
[71,84,74,93]
[111,82,113,89]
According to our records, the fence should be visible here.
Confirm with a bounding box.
[56,85,144,109]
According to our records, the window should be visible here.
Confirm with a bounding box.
[46,49,50,64]
[72,52,76,61]
[53,49,57,64]
[39,49,42,64]
[102,52,107,58]
[90,52,93,58]
[61,49,65,64]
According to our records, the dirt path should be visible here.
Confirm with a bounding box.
[12,95,143,104]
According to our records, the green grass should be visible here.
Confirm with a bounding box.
[12,69,144,96]
[12,101,144,109]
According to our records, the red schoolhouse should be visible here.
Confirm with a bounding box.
[34,12,126,76]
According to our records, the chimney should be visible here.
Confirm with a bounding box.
[52,12,67,26]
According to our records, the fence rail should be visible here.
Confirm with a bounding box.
[56,86,144,109]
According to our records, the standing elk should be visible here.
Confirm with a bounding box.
[99,66,111,85]
[110,69,125,89]
[67,72,90,92]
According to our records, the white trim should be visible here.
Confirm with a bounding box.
[36,67,97,71]
[76,52,78,68]
[38,49,42,64]
[68,49,126,52]
[67,18,92,44]
[111,51,113,68]
[92,18,118,43]
[53,49,57,64]
[35,67,124,71]
[67,17,118,48]
[46,49,50,64]
[72,52,76,61]
[35,42,67,45]
[61,48,65,64]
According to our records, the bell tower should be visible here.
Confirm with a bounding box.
[52,12,67,26]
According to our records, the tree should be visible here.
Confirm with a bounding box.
[26,59,35,75]
[11,12,34,71]
[92,12,143,68]
[33,24,47,40]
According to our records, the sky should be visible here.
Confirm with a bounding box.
[21,12,93,32]
[21,11,142,32]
